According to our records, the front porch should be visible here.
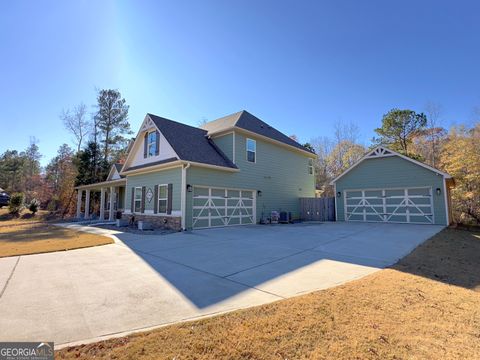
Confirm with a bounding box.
[76,178,126,221]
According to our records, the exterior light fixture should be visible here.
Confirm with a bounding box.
[186,184,193,193]
[337,191,342,198]
[257,190,262,197]
[436,188,441,195]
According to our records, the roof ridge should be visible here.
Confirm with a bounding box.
[147,113,207,133]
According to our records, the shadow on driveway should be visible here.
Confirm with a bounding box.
[109,222,445,308]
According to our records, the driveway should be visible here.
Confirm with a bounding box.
[0,222,443,347]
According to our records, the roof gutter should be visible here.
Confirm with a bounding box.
[120,160,183,176]
[180,160,239,172]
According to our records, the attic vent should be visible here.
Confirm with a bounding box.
[368,147,393,158]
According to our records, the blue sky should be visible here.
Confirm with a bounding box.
[1,0,479,166]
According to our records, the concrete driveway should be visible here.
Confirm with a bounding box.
[0,222,443,347]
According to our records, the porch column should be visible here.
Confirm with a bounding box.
[109,186,115,221]
[100,187,106,220]
[76,190,83,219]
[85,189,91,219]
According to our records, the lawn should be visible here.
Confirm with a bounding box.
[0,209,114,257]
[57,228,480,360]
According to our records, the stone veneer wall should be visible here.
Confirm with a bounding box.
[122,214,181,231]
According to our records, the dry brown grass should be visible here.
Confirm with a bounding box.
[0,208,58,227]
[0,209,113,257]
[56,228,480,360]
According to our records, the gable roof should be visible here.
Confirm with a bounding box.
[107,163,125,180]
[114,163,123,174]
[147,114,237,169]
[330,146,452,185]
[202,110,315,154]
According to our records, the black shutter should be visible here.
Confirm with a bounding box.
[167,183,173,214]
[143,132,148,158]
[155,130,160,156]
[131,188,135,213]
[153,185,159,214]
[141,186,146,213]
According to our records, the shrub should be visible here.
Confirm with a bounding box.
[28,198,40,215]
[8,193,25,215]
[47,196,60,212]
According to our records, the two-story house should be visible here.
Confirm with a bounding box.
[75,110,317,230]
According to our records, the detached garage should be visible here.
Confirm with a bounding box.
[331,146,454,226]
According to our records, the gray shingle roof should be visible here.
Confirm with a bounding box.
[113,163,126,177]
[114,163,123,173]
[124,157,179,172]
[202,110,314,154]
[147,114,237,169]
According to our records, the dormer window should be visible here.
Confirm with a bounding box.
[144,130,159,158]
[148,132,157,157]
[246,138,256,163]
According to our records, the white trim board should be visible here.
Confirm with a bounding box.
[330,146,452,185]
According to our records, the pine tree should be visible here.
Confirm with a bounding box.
[94,89,131,165]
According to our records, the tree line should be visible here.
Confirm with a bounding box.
[0,89,132,216]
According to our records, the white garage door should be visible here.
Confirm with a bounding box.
[192,186,256,229]
[344,187,434,224]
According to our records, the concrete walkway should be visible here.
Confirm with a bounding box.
[0,222,443,348]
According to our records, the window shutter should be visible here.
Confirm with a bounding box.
[143,132,148,158]
[141,186,146,213]
[153,185,159,214]
[155,130,160,156]
[167,183,173,214]
[131,188,134,212]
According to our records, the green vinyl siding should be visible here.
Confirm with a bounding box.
[211,133,234,161]
[185,133,315,229]
[335,156,447,225]
[125,167,182,213]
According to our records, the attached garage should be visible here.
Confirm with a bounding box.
[192,186,256,229]
[331,146,454,226]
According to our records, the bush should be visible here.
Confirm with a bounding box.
[8,193,25,215]
[47,196,60,212]
[28,198,40,215]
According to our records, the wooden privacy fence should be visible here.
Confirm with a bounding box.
[300,197,336,221]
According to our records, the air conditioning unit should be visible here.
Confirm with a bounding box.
[279,211,291,224]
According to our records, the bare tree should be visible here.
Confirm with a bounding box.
[424,101,443,167]
[310,136,334,194]
[333,120,360,145]
[61,103,90,152]
[197,117,209,127]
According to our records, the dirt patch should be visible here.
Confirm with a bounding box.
[56,228,480,359]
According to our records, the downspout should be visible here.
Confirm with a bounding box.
[181,162,191,230]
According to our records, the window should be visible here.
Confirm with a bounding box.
[157,184,168,214]
[308,158,314,175]
[134,187,142,213]
[246,138,256,163]
[147,131,157,157]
